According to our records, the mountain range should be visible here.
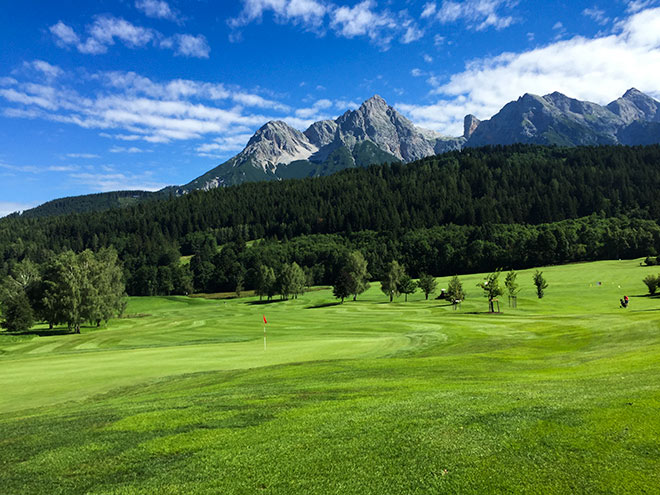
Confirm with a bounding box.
[14,88,660,217]
[179,88,660,192]
[179,94,464,192]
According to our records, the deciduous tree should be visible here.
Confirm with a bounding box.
[478,271,504,312]
[380,261,405,302]
[417,273,437,300]
[533,270,548,299]
[446,275,465,310]
[399,275,417,302]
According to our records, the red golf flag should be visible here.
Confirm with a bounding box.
[263,315,267,324]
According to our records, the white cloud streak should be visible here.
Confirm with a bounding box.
[49,16,209,58]
[69,171,168,192]
[582,7,609,25]
[230,0,423,48]
[428,0,515,31]
[135,0,180,22]
[0,201,38,218]
[65,153,100,159]
[0,67,308,154]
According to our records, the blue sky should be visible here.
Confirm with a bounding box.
[2,0,660,215]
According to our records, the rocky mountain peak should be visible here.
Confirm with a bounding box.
[623,88,644,99]
[242,120,317,169]
[607,88,660,124]
[361,94,388,110]
[464,115,481,139]
[182,88,660,194]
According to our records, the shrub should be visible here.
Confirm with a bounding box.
[642,274,660,296]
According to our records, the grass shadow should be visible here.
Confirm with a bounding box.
[463,311,506,315]
[245,299,287,306]
[306,302,342,309]
[3,327,76,337]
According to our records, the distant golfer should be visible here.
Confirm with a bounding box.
[620,296,629,309]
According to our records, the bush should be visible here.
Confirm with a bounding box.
[643,274,660,296]
[644,256,658,266]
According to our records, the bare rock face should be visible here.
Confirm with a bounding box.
[464,115,480,138]
[466,91,630,147]
[240,121,318,170]
[607,88,660,124]
[330,95,439,162]
[184,96,459,191]
[304,120,339,148]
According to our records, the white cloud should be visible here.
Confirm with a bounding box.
[49,16,209,58]
[0,201,38,218]
[230,0,422,48]
[135,0,179,22]
[196,133,254,155]
[69,171,167,192]
[24,60,63,79]
[65,153,100,159]
[421,3,437,18]
[229,0,328,29]
[398,7,660,135]
[0,68,301,148]
[48,165,80,172]
[0,87,59,110]
[172,34,210,58]
[100,71,289,110]
[434,0,514,31]
[627,0,659,13]
[109,146,151,153]
[330,1,396,43]
[88,16,154,48]
[411,68,424,77]
[50,21,80,46]
[294,98,333,119]
[402,25,424,44]
[582,7,609,25]
[423,53,433,63]
[0,162,41,174]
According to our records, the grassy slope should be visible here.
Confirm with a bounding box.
[1,259,659,494]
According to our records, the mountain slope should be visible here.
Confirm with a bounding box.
[466,88,660,148]
[179,95,463,192]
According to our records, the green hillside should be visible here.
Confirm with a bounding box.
[1,259,659,493]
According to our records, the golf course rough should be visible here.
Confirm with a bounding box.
[1,259,659,494]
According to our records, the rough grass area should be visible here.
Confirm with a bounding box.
[1,259,659,494]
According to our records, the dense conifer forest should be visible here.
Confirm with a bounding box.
[1,144,660,296]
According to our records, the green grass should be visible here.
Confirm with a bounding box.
[1,259,659,494]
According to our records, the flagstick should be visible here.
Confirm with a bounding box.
[263,325,266,351]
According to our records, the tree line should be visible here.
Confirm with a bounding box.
[1,145,660,301]
[3,144,660,278]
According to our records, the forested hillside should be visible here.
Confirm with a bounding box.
[1,145,660,295]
